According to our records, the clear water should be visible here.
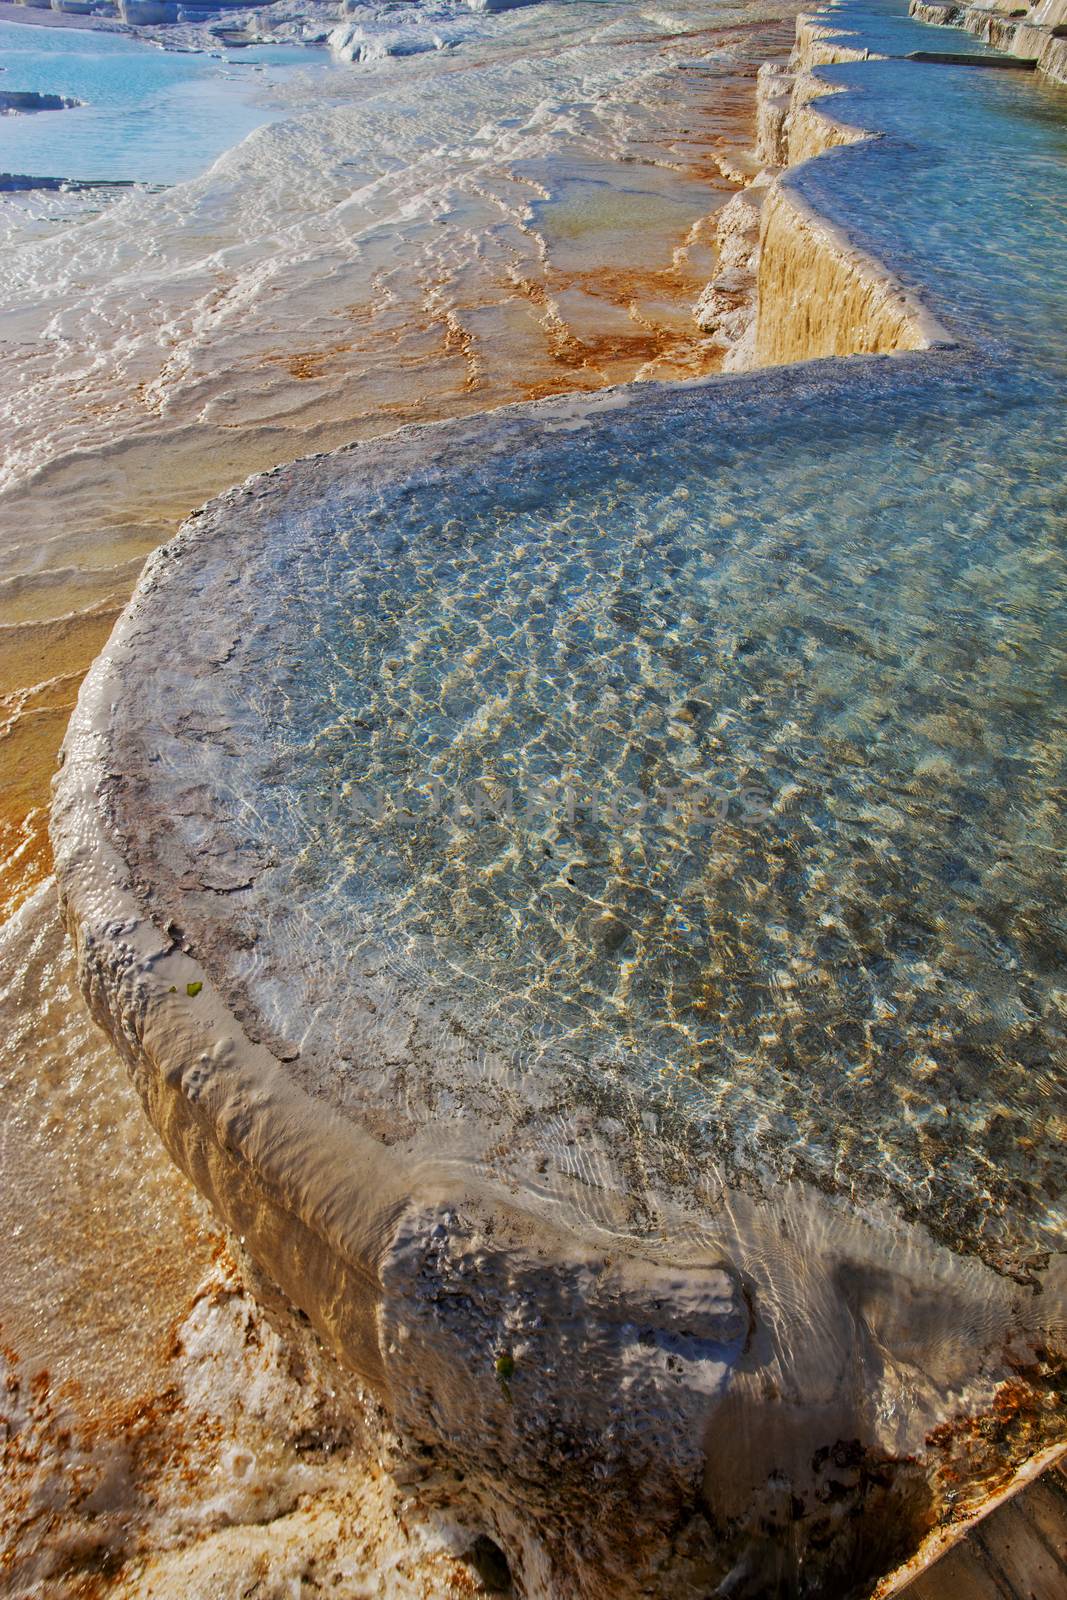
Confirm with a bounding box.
[113,0,1067,1277]
[804,32,1067,360]
[0,20,334,183]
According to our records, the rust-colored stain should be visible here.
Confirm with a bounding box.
[0,1236,241,1593]
[0,19,798,929]
[922,1349,1066,1516]
[258,341,357,381]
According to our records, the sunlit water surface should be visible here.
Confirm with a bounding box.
[138,0,1067,1279]
[0,0,795,922]
[0,19,333,184]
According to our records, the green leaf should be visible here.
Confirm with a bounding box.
[494,1350,515,1401]
[186,981,203,998]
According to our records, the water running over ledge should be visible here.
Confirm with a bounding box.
[51,3,1067,1595]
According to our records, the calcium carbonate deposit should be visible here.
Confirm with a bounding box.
[48,1,1066,1595]
[0,0,798,919]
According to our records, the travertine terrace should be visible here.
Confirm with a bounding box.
[49,5,1067,1595]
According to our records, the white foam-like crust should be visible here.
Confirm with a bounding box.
[52,373,1066,1595]
[49,13,1066,1594]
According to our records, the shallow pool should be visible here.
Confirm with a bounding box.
[74,0,1067,1284]
[0,19,333,183]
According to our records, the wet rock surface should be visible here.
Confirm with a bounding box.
[48,3,1067,1594]
[0,89,81,112]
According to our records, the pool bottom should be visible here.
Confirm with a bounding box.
[52,371,1067,1600]
[48,3,1067,1594]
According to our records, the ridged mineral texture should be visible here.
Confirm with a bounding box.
[51,4,1066,1596]
[909,0,1067,84]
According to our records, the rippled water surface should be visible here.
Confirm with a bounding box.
[0,0,796,921]
[0,19,331,183]
[151,0,1066,1275]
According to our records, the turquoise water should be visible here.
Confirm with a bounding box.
[0,20,331,183]
[108,1,1067,1277]
[805,31,1067,359]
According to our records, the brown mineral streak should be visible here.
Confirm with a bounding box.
[0,18,792,925]
[13,1,1067,1589]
